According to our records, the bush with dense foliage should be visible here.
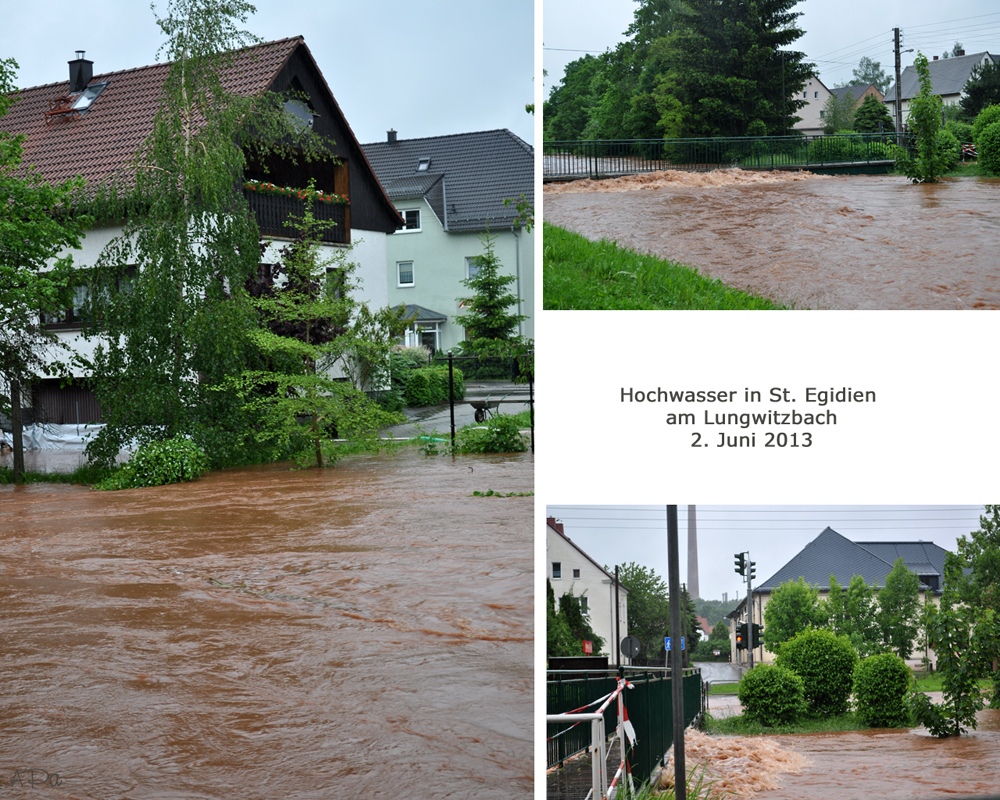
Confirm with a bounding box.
[972,104,1000,146]
[777,628,859,716]
[936,128,962,170]
[853,653,912,728]
[454,414,528,454]
[96,437,209,490]
[403,366,465,407]
[737,663,807,726]
[978,121,1000,175]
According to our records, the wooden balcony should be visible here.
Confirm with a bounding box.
[244,189,350,244]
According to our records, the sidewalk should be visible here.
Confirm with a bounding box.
[382,382,532,439]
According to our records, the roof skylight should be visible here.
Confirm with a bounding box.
[417,158,431,172]
[70,82,107,111]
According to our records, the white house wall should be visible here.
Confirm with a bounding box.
[547,529,628,661]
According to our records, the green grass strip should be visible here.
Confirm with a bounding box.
[543,222,788,310]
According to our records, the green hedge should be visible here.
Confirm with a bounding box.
[738,663,806,726]
[403,366,465,406]
[853,653,912,728]
[777,628,858,716]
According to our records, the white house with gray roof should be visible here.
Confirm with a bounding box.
[729,527,950,668]
[884,50,999,123]
[361,129,534,353]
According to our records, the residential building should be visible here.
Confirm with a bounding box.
[794,74,834,135]
[1,37,402,429]
[361,129,534,353]
[884,51,999,123]
[547,518,629,662]
[728,527,950,668]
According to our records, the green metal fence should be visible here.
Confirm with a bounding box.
[547,668,704,784]
[543,133,908,180]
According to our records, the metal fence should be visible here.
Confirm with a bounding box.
[547,668,704,784]
[543,133,908,181]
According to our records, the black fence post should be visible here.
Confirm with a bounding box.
[529,358,534,454]
[448,351,456,451]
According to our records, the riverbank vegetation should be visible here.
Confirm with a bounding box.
[543,223,788,310]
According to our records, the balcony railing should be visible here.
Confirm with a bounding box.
[244,189,349,244]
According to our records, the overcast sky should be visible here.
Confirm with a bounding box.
[543,0,1000,97]
[1,0,534,146]
[545,505,987,603]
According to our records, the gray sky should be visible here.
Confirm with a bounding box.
[543,0,1000,98]
[1,0,534,146]
[546,505,987,603]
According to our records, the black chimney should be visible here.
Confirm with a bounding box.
[387,129,397,144]
[69,51,93,93]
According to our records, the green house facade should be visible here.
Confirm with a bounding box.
[362,129,534,353]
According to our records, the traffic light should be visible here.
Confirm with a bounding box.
[751,623,762,649]
[735,622,748,650]
[748,560,757,581]
[734,552,746,576]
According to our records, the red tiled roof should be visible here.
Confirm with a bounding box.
[2,37,301,186]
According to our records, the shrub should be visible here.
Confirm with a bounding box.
[454,414,528,454]
[978,121,1000,175]
[737,663,806,726]
[853,653,912,728]
[403,366,465,406]
[776,628,858,716]
[96,437,209,490]
[390,344,432,372]
[972,104,1000,146]
[945,118,974,144]
[936,128,962,170]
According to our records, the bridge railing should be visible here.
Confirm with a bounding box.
[543,133,909,180]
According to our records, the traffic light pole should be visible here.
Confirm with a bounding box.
[746,568,754,670]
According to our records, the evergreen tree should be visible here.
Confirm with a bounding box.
[663,0,813,137]
[960,60,1000,119]
[455,232,526,354]
[547,580,579,658]
[853,94,895,133]
[559,592,605,655]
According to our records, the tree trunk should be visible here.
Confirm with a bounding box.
[11,377,25,483]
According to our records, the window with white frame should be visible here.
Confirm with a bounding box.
[396,208,421,232]
[551,561,562,579]
[580,596,590,615]
[397,261,414,287]
[572,568,581,579]
[404,321,440,353]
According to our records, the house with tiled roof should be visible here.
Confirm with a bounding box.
[728,527,951,668]
[547,518,629,662]
[361,129,533,353]
[1,38,402,429]
[884,50,999,122]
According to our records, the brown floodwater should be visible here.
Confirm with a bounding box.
[0,449,532,799]
[544,173,1000,309]
[671,712,1000,799]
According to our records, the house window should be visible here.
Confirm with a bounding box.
[572,568,581,579]
[466,255,484,280]
[417,158,431,172]
[580,596,590,615]
[815,91,819,99]
[71,82,107,112]
[404,322,440,353]
[803,91,807,99]
[396,209,421,232]
[397,261,414,287]
[552,561,562,579]
[819,110,825,118]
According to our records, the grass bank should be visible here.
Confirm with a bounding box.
[704,711,870,736]
[543,222,789,310]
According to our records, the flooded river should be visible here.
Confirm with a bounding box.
[544,174,1000,309]
[0,449,533,798]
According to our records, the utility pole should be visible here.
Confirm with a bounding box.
[746,559,754,670]
[894,28,904,144]
[667,506,686,800]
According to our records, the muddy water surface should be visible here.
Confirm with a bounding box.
[544,174,1000,309]
[0,449,532,798]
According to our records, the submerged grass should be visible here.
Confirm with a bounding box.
[543,222,789,310]
[0,463,113,486]
[704,711,870,736]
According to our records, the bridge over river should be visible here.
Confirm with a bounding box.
[543,133,907,181]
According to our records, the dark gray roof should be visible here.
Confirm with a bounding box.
[830,85,867,102]
[396,304,447,322]
[885,51,999,102]
[757,527,950,592]
[361,129,533,233]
